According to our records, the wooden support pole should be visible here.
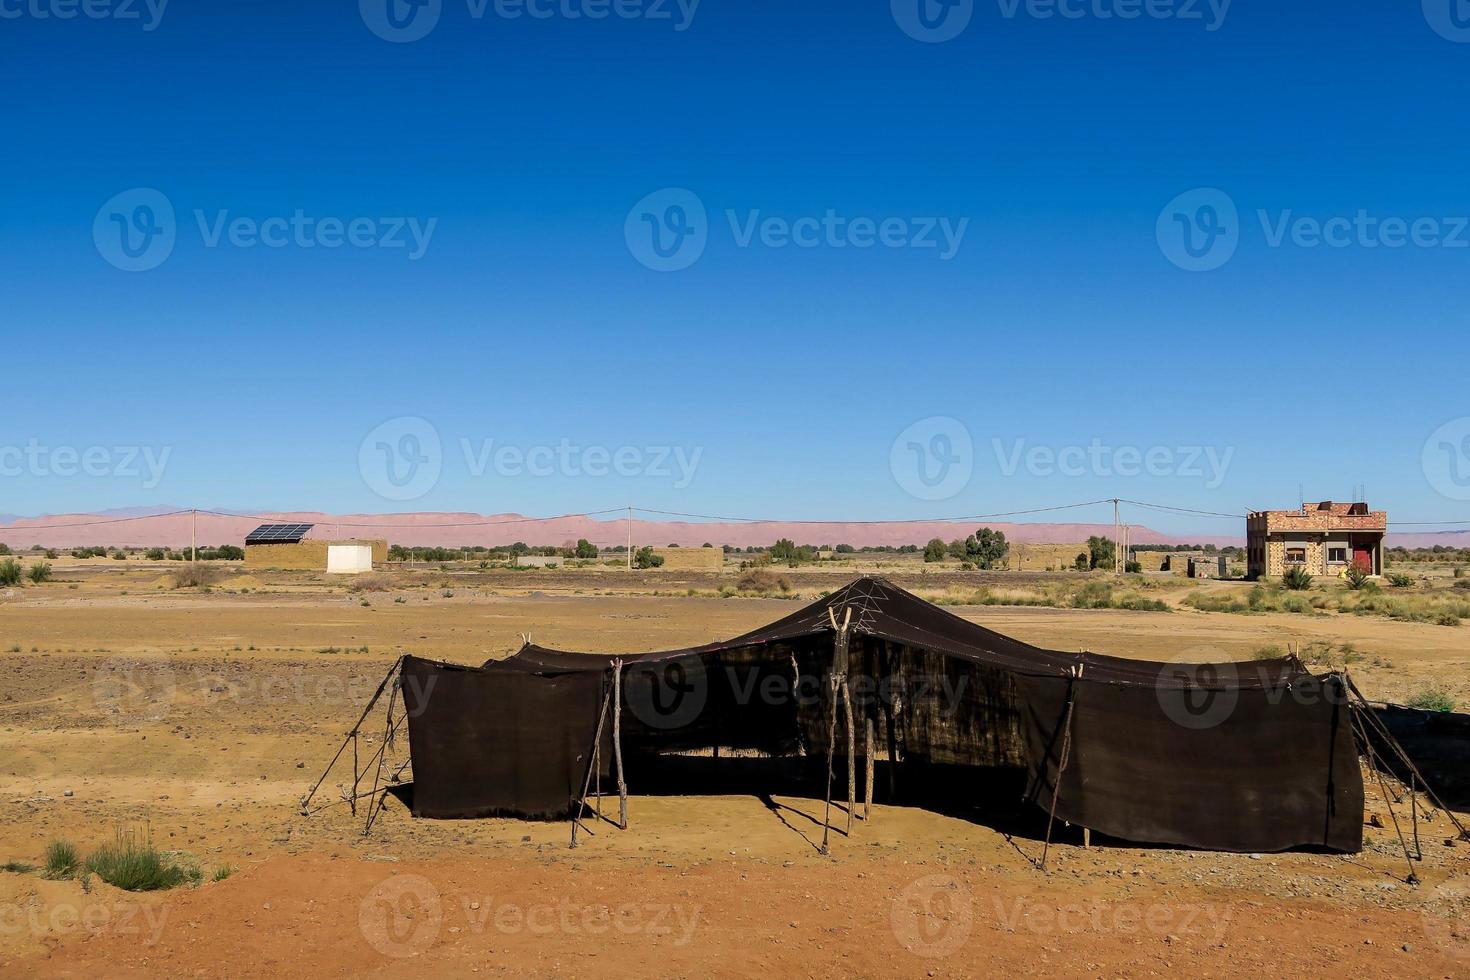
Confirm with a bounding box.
[1041,664,1082,872]
[820,672,839,855]
[612,660,628,830]
[303,656,403,816]
[863,716,874,821]
[1350,706,1418,884]
[571,677,616,849]
[843,676,855,834]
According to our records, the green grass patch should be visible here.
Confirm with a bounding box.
[43,841,80,879]
[1405,686,1457,713]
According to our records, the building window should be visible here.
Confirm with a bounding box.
[1285,548,1307,564]
[1327,547,1347,563]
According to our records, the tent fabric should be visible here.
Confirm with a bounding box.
[400,577,1363,852]
[401,656,611,819]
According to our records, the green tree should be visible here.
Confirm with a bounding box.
[633,546,664,569]
[574,539,599,559]
[26,562,52,584]
[923,538,947,563]
[1086,536,1115,571]
[967,527,1008,569]
[770,538,800,563]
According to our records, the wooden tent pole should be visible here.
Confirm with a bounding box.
[302,656,403,815]
[1343,675,1470,841]
[863,716,874,821]
[820,672,839,855]
[1349,706,1418,884]
[1040,664,1082,872]
[571,675,616,849]
[843,674,856,834]
[612,659,628,830]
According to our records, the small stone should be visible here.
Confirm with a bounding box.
[1402,944,1411,953]
[63,789,74,797]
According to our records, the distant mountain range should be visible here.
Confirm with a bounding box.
[1,508,1465,551]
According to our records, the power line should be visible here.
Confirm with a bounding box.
[633,500,1117,525]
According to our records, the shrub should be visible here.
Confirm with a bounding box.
[1386,572,1415,588]
[110,550,128,561]
[44,549,57,560]
[0,559,22,587]
[85,827,200,891]
[632,546,663,569]
[922,538,947,563]
[44,841,80,879]
[736,568,791,593]
[169,565,224,590]
[212,865,233,882]
[1405,686,1456,713]
[1344,564,1372,590]
[145,548,167,561]
[26,562,52,584]
[0,860,35,874]
[0,543,8,555]
[1282,567,1314,591]
[574,539,598,559]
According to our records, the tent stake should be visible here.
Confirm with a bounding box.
[612,659,628,830]
[1041,664,1082,873]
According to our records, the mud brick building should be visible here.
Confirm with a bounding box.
[1246,502,1386,579]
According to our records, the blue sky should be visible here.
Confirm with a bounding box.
[3,1,1469,536]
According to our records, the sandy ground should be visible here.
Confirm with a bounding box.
[0,566,1467,977]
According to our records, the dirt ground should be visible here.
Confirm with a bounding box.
[0,564,1467,977]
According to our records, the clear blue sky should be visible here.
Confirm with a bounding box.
[4,1,1469,536]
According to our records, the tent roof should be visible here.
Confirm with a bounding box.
[484,577,1308,690]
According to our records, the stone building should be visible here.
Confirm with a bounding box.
[1246,502,1386,579]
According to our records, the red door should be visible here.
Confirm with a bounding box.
[1352,542,1373,573]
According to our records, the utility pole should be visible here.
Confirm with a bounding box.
[1112,499,1121,574]
[191,508,197,565]
[627,506,633,571]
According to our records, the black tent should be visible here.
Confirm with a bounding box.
[396,577,1366,854]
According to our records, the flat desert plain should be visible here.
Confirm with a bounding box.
[0,560,1467,978]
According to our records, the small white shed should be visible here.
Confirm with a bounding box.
[327,544,375,574]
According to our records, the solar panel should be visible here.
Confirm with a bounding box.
[245,523,315,545]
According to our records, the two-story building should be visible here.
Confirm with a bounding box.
[1246,501,1386,580]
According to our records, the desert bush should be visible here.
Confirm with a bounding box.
[145,548,167,561]
[1282,567,1314,591]
[26,562,52,584]
[0,544,9,555]
[110,550,128,561]
[633,546,663,569]
[43,841,80,879]
[922,538,947,563]
[736,568,791,593]
[1344,564,1371,590]
[346,572,395,593]
[0,559,22,587]
[169,565,224,590]
[1386,572,1414,588]
[85,828,200,891]
[1405,686,1457,713]
[212,865,233,882]
[1252,645,1287,660]
[0,860,35,874]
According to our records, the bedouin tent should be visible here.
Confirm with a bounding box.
[388,577,1372,854]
